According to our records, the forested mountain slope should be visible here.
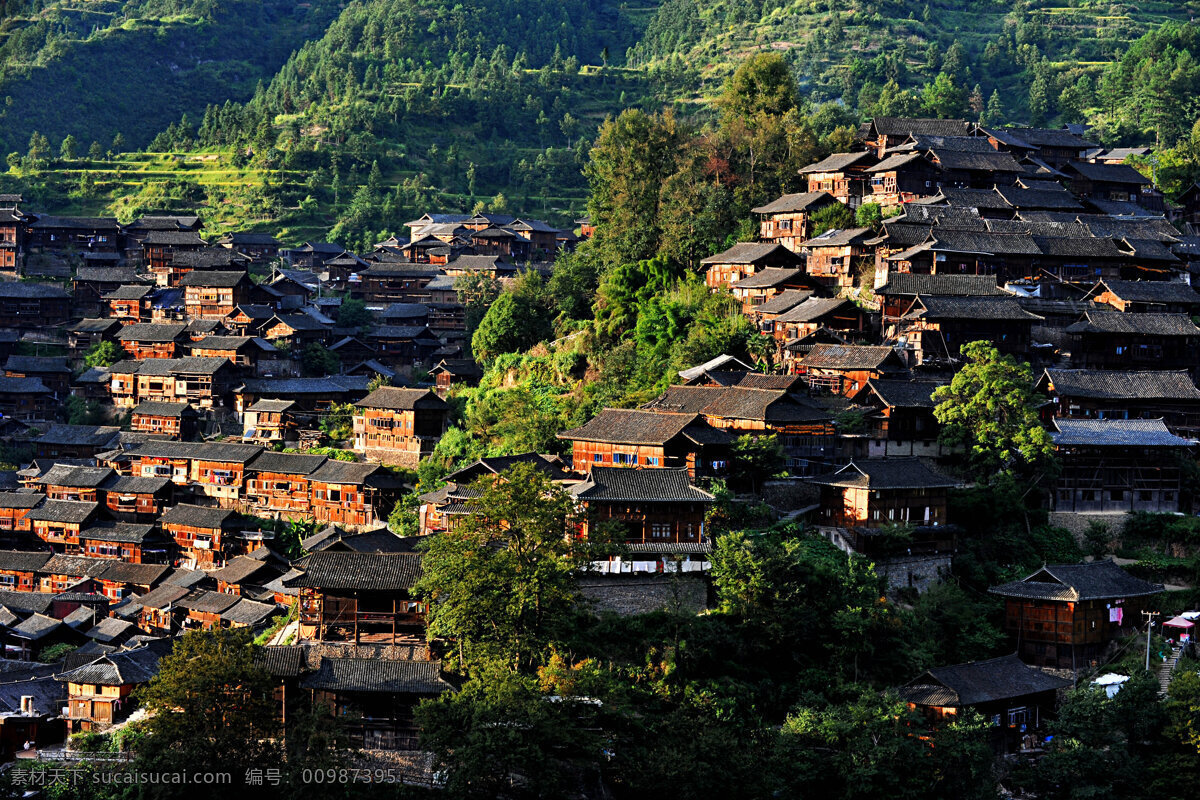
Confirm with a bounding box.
[0,0,342,151]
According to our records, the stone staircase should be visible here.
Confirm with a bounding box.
[1158,645,1183,696]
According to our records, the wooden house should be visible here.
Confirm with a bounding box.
[874,272,1008,326]
[430,358,481,390]
[189,335,280,375]
[751,192,839,251]
[1065,311,1200,373]
[641,385,834,472]
[352,387,450,468]
[3,355,69,399]
[210,555,284,597]
[5,613,85,661]
[36,464,115,502]
[310,461,404,529]
[179,270,255,319]
[34,425,119,459]
[798,343,908,394]
[26,501,100,552]
[355,263,444,305]
[0,207,22,271]
[1083,279,1200,315]
[573,467,714,571]
[218,232,280,262]
[71,267,148,318]
[1049,418,1194,514]
[850,379,951,459]
[244,451,327,516]
[35,554,109,593]
[242,399,299,445]
[116,322,188,359]
[557,408,732,478]
[365,325,443,369]
[107,357,235,409]
[99,475,172,522]
[191,441,264,505]
[262,313,329,347]
[0,551,52,592]
[730,267,826,313]
[159,504,241,570]
[0,493,44,535]
[0,283,71,329]
[0,376,52,420]
[289,551,425,645]
[23,214,120,254]
[1037,368,1200,438]
[900,654,1072,753]
[898,295,1043,365]
[772,298,872,352]
[76,523,166,563]
[130,401,199,439]
[700,242,804,290]
[1064,162,1150,203]
[989,560,1163,670]
[56,642,167,733]
[799,151,877,204]
[135,584,189,635]
[861,117,970,156]
[300,655,450,752]
[223,304,275,336]
[101,285,154,323]
[142,230,208,285]
[67,318,123,357]
[864,152,938,207]
[809,459,960,528]
[799,228,875,291]
[232,375,371,414]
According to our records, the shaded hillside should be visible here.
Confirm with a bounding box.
[0,0,342,151]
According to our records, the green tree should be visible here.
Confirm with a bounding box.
[717,51,797,125]
[88,140,103,161]
[63,395,105,426]
[809,202,855,237]
[59,134,77,161]
[300,342,339,377]
[84,340,121,368]
[471,273,553,361]
[455,271,503,334]
[727,433,786,493]
[415,463,604,672]
[855,202,884,232]
[335,297,372,329]
[921,71,967,118]
[134,630,280,795]
[932,340,1056,481]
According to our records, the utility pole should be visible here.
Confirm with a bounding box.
[1144,610,1161,671]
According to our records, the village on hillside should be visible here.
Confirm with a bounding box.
[0,116,1196,789]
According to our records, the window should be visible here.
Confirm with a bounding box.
[593,453,601,463]
[644,456,659,466]
[650,523,671,539]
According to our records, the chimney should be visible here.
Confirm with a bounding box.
[20,696,33,715]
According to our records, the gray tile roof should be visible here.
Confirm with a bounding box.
[1051,417,1195,447]
[132,401,195,418]
[176,590,240,614]
[730,267,807,289]
[1093,280,1200,305]
[80,522,157,544]
[1042,369,1200,401]
[989,559,1163,601]
[299,657,450,694]
[699,242,800,265]
[246,451,327,475]
[355,387,448,411]
[3,356,69,374]
[10,613,64,640]
[799,344,905,371]
[287,552,423,591]
[309,460,386,486]
[159,503,238,529]
[857,379,947,409]
[115,323,188,342]
[903,295,1043,321]
[37,465,115,489]
[808,459,960,490]
[35,424,120,448]
[558,409,708,446]
[775,297,859,323]
[751,191,837,214]
[221,598,277,626]
[753,289,813,315]
[901,654,1072,708]
[1066,311,1200,337]
[0,492,44,509]
[0,551,51,572]
[41,554,110,577]
[54,642,165,685]
[573,467,714,503]
[26,500,99,524]
[643,386,830,424]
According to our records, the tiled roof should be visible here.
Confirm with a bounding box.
[255,645,306,677]
[0,590,53,614]
[677,354,754,382]
[300,657,451,694]
[869,117,970,137]
[901,654,1072,708]
[799,227,873,248]
[753,289,813,315]
[101,475,170,494]
[994,186,1082,210]
[558,409,708,446]
[0,492,45,509]
[210,556,278,586]
[874,273,1005,297]
[573,467,714,503]
[137,584,190,609]
[903,295,1043,321]
[37,465,114,488]
[84,617,135,644]
[858,379,947,409]
[92,559,168,584]
[26,500,99,524]
[799,344,903,370]
[1067,161,1148,184]
[1066,311,1200,337]
[699,242,799,265]
[775,297,859,323]
[178,270,249,288]
[1094,280,1200,304]
[731,268,812,289]
[702,371,802,390]
[221,598,276,626]
[1043,369,1200,401]
[55,642,166,685]
[355,387,448,411]
[10,613,64,640]
[0,551,51,572]
[1051,417,1195,447]
[309,460,385,486]
[808,459,960,490]
[287,552,423,591]
[0,282,70,299]
[246,451,327,475]
[642,386,830,424]
[3,356,69,374]
[989,559,1163,601]
[750,191,836,214]
[159,504,238,529]
[35,424,120,447]
[41,553,109,577]
[798,151,876,173]
[116,323,188,342]
[132,401,194,418]
[176,590,240,614]
[0,376,49,394]
[80,522,157,544]
[130,440,263,463]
